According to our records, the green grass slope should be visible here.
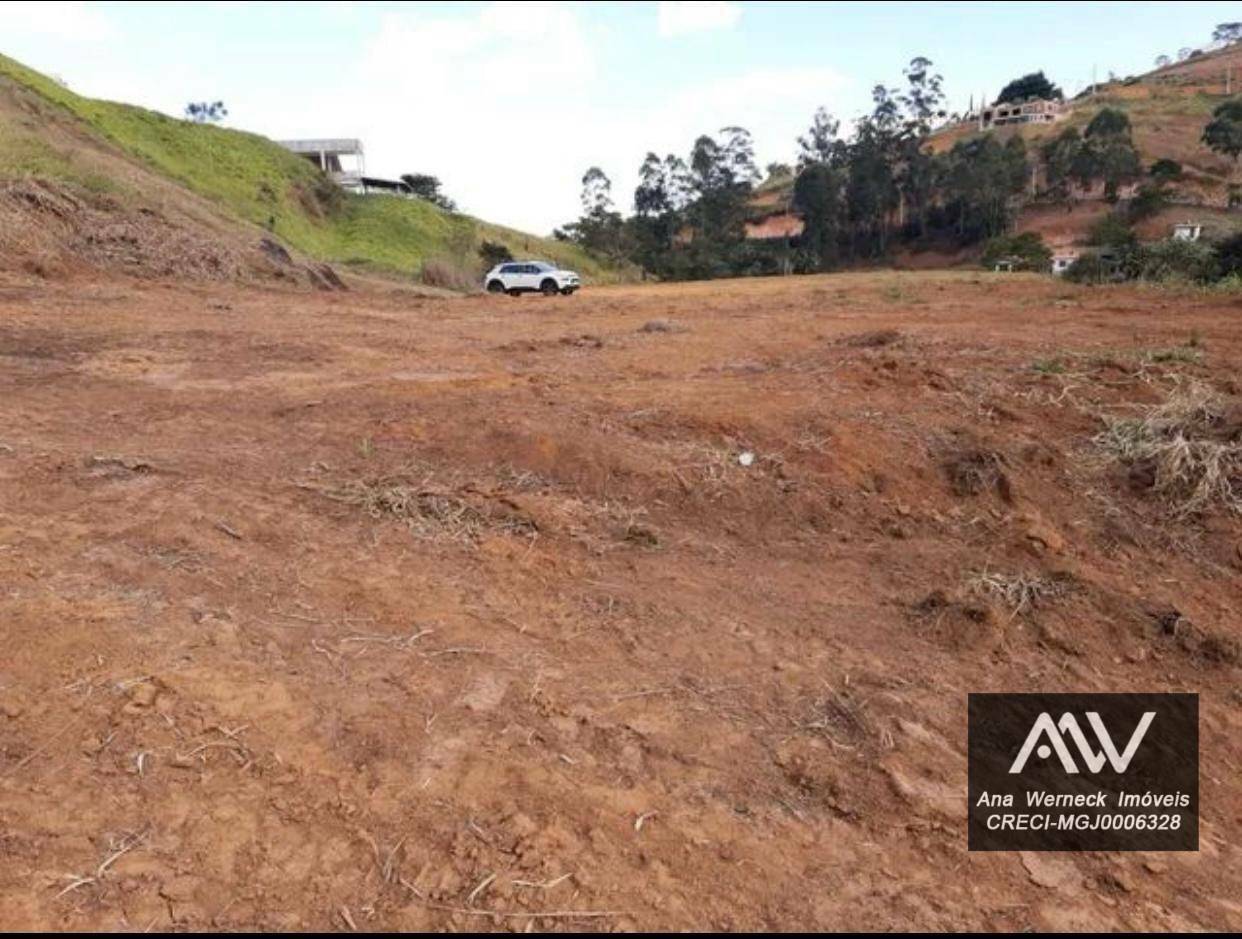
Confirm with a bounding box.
[0,52,616,281]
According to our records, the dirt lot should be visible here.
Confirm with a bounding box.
[1,270,1240,931]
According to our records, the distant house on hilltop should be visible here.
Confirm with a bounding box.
[979,96,1066,130]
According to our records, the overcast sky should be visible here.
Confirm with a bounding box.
[1,1,1238,234]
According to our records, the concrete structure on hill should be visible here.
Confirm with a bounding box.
[979,96,1066,130]
[280,138,366,192]
[278,138,416,198]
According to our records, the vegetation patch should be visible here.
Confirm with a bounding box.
[943,447,1011,500]
[311,475,538,543]
[965,570,1071,616]
[1095,382,1242,517]
[981,232,1052,271]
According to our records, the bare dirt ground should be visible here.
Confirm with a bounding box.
[1,269,1240,931]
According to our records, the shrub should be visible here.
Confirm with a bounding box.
[1150,158,1183,182]
[1214,231,1242,277]
[1126,184,1169,222]
[981,231,1052,271]
[1087,212,1138,248]
[478,239,513,267]
[1064,254,1121,284]
[1125,239,1219,283]
[418,256,479,292]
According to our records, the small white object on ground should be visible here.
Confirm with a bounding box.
[738,451,755,467]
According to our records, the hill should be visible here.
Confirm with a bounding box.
[748,43,1242,256]
[0,52,614,285]
[930,43,1242,202]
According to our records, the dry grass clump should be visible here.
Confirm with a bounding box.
[839,328,903,348]
[638,318,684,334]
[943,447,1011,500]
[798,688,883,751]
[1094,382,1242,517]
[966,570,1069,616]
[418,256,480,293]
[316,476,535,543]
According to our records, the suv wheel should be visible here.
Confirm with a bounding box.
[540,279,559,296]
[486,280,505,294]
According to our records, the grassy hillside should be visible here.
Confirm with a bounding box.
[0,53,615,281]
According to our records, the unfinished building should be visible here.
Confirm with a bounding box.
[979,97,1066,129]
[279,138,367,193]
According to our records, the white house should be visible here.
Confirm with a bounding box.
[1051,252,1078,275]
[1171,222,1203,242]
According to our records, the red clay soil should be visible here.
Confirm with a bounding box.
[0,269,1239,931]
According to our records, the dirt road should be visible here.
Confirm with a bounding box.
[1,270,1239,930]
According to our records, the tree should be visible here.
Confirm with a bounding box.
[1086,108,1131,138]
[939,134,1029,242]
[1083,108,1142,202]
[1150,158,1183,182]
[896,56,946,236]
[580,166,613,215]
[1202,99,1242,164]
[1041,128,1081,207]
[683,128,759,274]
[995,71,1062,104]
[717,126,761,189]
[899,56,946,134]
[1212,22,1242,44]
[1155,55,1172,68]
[792,162,844,270]
[184,100,227,124]
[1087,212,1138,249]
[399,173,457,211]
[843,118,900,256]
[797,107,843,168]
[632,152,690,277]
[560,166,627,259]
[1127,184,1170,221]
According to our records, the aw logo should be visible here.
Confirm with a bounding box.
[1008,710,1155,774]
[968,692,1198,851]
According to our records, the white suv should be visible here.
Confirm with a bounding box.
[485,261,580,296]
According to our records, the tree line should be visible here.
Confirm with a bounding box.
[557,50,1240,281]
